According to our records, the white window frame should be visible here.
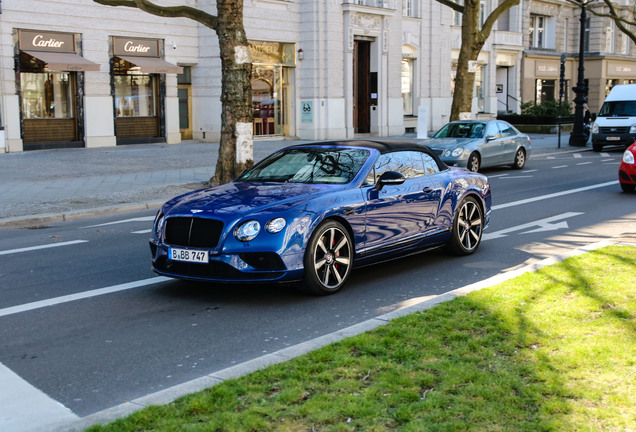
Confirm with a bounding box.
[606,19,615,53]
[530,14,555,49]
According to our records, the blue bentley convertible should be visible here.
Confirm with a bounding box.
[150,140,491,295]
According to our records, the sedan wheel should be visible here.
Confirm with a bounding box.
[512,148,526,169]
[448,197,483,255]
[467,152,480,172]
[303,220,353,295]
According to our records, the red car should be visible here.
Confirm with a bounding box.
[619,142,636,193]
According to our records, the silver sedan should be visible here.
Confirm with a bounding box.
[424,120,531,172]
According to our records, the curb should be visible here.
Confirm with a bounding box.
[0,201,164,229]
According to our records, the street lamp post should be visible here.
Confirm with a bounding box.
[569,0,589,147]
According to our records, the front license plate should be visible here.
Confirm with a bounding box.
[606,136,621,141]
[169,248,208,264]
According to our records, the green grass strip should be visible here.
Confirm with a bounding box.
[87,245,636,432]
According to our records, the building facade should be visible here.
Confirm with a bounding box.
[0,0,526,153]
[522,0,636,115]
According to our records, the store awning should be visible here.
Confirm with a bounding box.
[117,55,183,74]
[23,51,100,72]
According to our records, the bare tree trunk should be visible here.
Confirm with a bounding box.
[451,0,482,121]
[214,0,253,185]
[437,0,519,121]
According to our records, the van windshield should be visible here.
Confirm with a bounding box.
[598,101,636,117]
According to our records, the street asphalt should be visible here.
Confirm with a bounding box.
[0,133,590,228]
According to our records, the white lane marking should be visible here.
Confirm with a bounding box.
[552,165,568,169]
[0,240,88,256]
[547,156,555,159]
[523,169,538,173]
[601,153,610,157]
[132,229,152,235]
[601,158,616,162]
[0,362,78,432]
[0,277,170,318]
[501,175,533,179]
[488,173,509,178]
[483,212,583,241]
[492,180,618,211]
[573,153,582,158]
[84,216,155,228]
[576,162,593,165]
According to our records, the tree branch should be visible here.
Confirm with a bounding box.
[436,0,464,14]
[93,0,218,29]
[481,0,520,38]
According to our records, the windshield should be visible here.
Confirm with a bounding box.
[598,101,636,117]
[236,148,371,184]
[433,122,485,139]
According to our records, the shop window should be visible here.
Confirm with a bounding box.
[252,65,288,136]
[535,79,556,103]
[114,75,156,117]
[401,58,414,116]
[19,52,74,120]
[21,72,73,119]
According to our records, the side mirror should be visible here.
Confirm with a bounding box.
[375,171,405,191]
[485,135,496,142]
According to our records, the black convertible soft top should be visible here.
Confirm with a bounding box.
[287,139,434,155]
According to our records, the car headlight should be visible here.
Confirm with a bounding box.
[235,220,261,242]
[630,124,636,134]
[154,213,165,236]
[266,217,286,233]
[592,123,599,133]
[623,149,635,164]
[451,147,465,158]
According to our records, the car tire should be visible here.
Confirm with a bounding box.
[447,196,484,256]
[511,148,526,169]
[593,142,603,152]
[302,220,353,295]
[467,152,480,173]
[620,182,635,193]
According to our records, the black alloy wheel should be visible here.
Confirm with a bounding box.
[448,196,484,255]
[467,152,480,173]
[512,148,526,169]
[303,220,353,295]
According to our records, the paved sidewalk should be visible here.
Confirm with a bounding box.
[0,133,589,227]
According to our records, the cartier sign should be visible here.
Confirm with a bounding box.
[113,36,159,57]
[19,30,75,53]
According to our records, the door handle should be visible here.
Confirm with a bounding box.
[423,187,433,194]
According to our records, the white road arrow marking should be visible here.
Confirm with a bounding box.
[483,212,583,241]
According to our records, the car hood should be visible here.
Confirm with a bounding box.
[424,138,479,149]
[163,181,342,217]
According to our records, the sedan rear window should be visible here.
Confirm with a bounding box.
[237,148,371,184]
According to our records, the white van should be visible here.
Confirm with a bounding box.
[591,84,636,152]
